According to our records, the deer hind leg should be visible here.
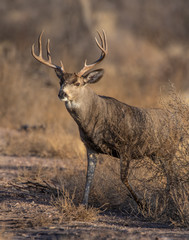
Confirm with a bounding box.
[120,155,145,209]
[82,148,97,207]
[159,156,175,194]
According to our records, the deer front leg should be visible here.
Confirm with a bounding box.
[82,148,97,207]
[120,156,144,209]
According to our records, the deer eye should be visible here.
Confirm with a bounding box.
[74,82,80,86]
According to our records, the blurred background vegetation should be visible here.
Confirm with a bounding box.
[1,0,189,129]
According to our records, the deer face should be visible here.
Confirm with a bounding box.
[56,69,104,102]
[31,30,107,103]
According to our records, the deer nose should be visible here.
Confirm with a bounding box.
[58,91,63,99]
[58,91,67,100]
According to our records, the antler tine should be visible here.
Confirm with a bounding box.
[102,29,107,52]
[96,30,104,49]
[60,60,65,72]
[95,30,108,59]
[95,30,107,52]
[46,38,52,63]
[77,30,108,77]
[38,30,43,57]
[32,31,64,71]
[46,38,65,72]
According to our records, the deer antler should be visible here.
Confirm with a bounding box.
[31,31,65,72]
[77,30,108,77]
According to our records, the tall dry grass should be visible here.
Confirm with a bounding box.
[131,86,189,226]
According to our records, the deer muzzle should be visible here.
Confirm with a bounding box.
[58,90,68,101]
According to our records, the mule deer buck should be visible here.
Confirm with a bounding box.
[32,31,181,208]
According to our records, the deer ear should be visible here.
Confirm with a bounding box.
[83,69,104,84]
[55,68,64,80]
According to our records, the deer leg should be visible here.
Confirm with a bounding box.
[120,156,144,209]
[82,148,97,207]
[159,157,174,194]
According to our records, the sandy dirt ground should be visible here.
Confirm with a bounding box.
[0,129,189,239]
[0,157,189,239]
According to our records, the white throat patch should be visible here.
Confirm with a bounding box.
[66,100,81,109]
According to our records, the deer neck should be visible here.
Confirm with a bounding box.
[65,86,102,125]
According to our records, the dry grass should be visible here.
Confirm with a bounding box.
[13,167,100,224]
[1,125,85,160]
[138,184,189,227]
[51,187,100,223]
[138,191,168,221]
[13,213,54,229]
[133,87,189,226]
